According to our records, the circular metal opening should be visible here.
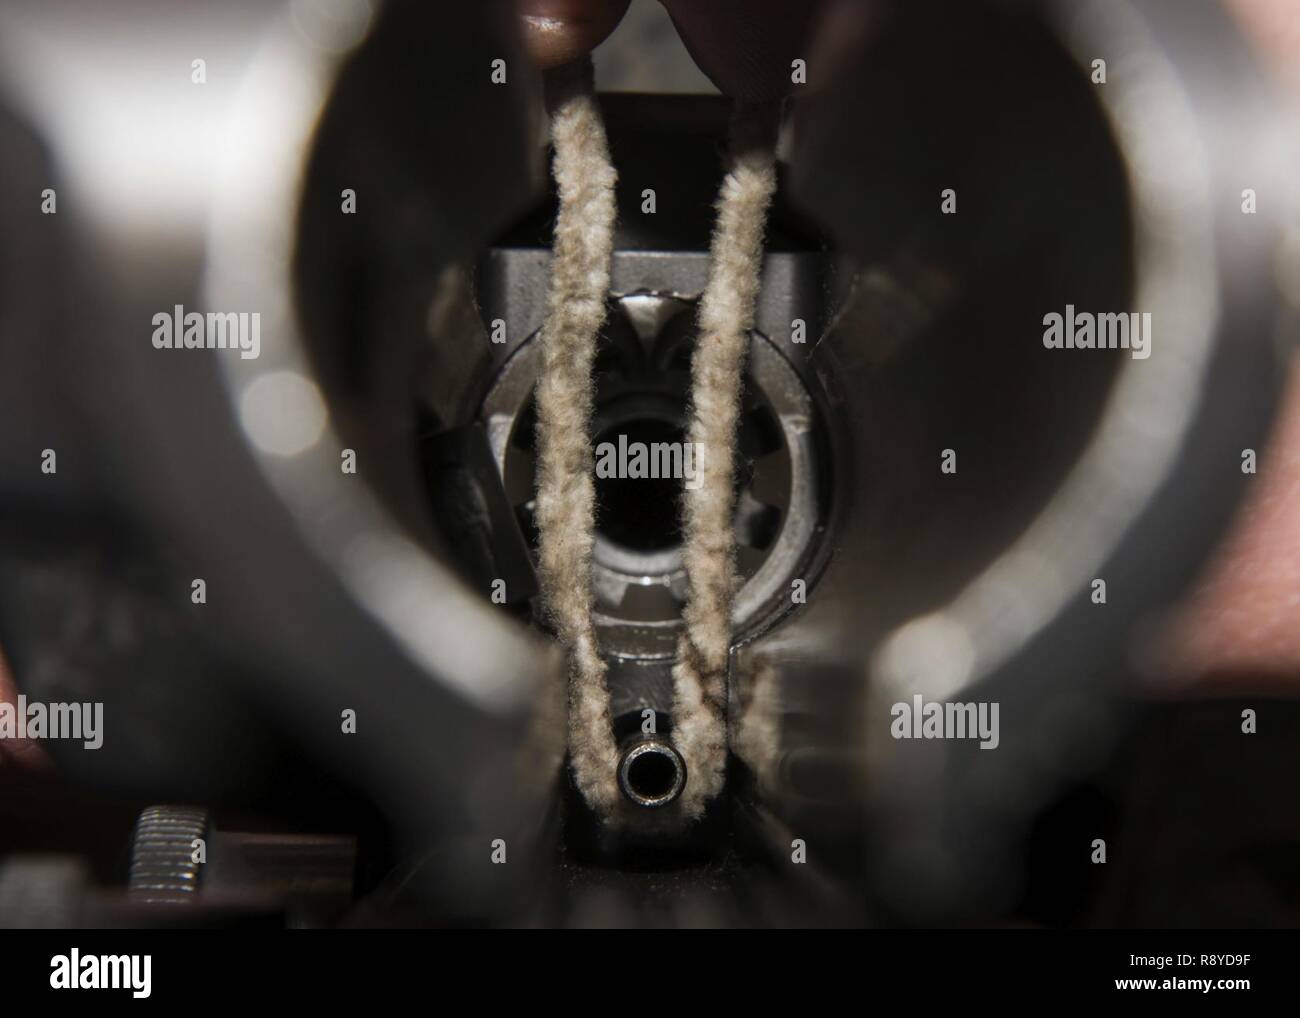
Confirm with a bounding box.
[592,415,687,555]
[482,294,825,646]
[618,740,687,808]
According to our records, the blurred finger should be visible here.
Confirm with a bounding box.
[656,0,830,102]
[517,0,631,71]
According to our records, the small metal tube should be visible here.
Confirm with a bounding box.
[617,738,687,808]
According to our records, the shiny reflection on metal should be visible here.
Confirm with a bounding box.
[239,370,328,457]
[128,805,211,903]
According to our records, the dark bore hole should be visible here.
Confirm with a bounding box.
[593,418,686,553]
[627,748,679,800]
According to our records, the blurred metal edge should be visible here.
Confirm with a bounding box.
[768,0,1291,919]
[198,0,564,907]
[0,0,565,913]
